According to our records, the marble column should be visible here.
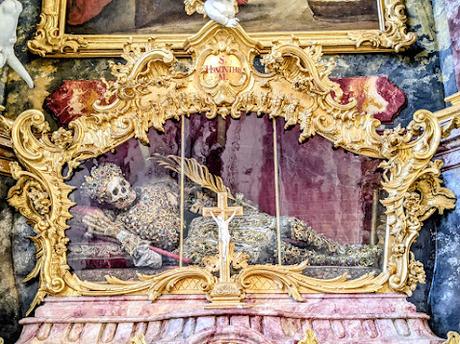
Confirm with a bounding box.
[0,14,21,339]
[429,132,460,337]
[428,0,460,337]
[432,0,459,96]
[445,0,460,91]
[0,176,21,343]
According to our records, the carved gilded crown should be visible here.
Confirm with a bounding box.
[80,163,124,203]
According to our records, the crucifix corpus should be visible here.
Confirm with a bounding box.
[202,191,247,308]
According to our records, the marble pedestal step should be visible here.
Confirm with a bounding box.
[16,293,442,344]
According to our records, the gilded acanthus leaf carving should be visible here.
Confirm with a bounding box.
[3,23,458,312]
[238,262,389,299]
[348,0,416,52]
[27,1,88,57]
[379,109,457,294]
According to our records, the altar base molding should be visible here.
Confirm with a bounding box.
[17,294,442,344]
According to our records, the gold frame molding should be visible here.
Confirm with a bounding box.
[0,106,15,176]
[4,23,458,313]
[28,0,416,57]
[443,332,460,344]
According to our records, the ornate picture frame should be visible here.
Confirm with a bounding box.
[28,0,416,57]
[5,23,458,313]
[0,107,15,176]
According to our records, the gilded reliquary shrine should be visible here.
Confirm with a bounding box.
[1,0,460,343]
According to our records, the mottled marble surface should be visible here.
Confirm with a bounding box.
[333,76,406,123]
[433,0,459,96]
[429,149,460,337]
[11,214,38,318]
[0,39,14,340]
[0,175,37,343]
[16,294,443,344]
[0,204,20,342]
[430,1,460,330]
[445,0,460,91]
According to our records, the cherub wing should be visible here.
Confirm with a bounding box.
[184,0,205,16]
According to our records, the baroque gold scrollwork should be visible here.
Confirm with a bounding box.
[237,262,389,298]
[27,0,87,57]
[27,0,415,57]
[380,109,457,294]
[348,0,416,52]
[65,266,216,300]
[4,23,458,312]
[444,332,460,344]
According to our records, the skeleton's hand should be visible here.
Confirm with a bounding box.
[82,209,122,238]
[225,17,239,28]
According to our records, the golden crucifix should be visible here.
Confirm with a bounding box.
[203,191,245,308]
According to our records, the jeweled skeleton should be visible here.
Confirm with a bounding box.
[78,157,383,271]
[80,163,182,268]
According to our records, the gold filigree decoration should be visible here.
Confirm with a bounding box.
[349,0,416,52]
[27,0,87,57]
[184,0,239,17]
[0,106,15,176]
[203,243,249,273]
[238,262,389,298]
[444,332,460,344]
[298,329,319,344]
[27,0,414,57]
[64,267,216,302]
[184,0,206,16]
[380,109,458,294]
[0,105,10,129]
[4,23,458,312]
[130,334,147,344]
[230,243,250,270]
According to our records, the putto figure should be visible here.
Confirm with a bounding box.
[204,0,239,27]
[185,0,247,28]
[80,163,182,268]
[0,0,34,88]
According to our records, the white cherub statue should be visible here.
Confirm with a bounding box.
[0,0,34,88]
[185,0,240,28]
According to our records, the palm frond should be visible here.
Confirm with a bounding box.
[150,154,235,199]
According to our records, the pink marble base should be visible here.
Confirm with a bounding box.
[16,294,442,344]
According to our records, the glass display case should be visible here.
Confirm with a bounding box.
[67,114,385,282]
